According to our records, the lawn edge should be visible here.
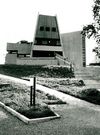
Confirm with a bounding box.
[0,101,60,124]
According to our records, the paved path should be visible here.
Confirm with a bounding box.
[75,66,100,89]
[0,74,100,134]
[1,103,100,135]
[84,79,100,89]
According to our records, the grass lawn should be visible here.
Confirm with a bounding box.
[0,64,100,107]
[0,76,66,119]
[37,78,100,105]
[0,65,74,78]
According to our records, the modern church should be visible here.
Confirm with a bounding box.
[5,14,86,68]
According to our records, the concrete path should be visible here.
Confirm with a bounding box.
[0,74,100,134]
[84,79,100,89]
[1,101,100,135]
[75,66,100,89]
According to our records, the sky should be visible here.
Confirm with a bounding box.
[0,0,96,64]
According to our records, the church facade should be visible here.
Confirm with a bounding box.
[5,14,86,68]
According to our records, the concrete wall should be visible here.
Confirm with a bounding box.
[61,31,86,68]
[18,43,31,54]
[32,45,63,51]
[7,43,32,54]
[16,58,58,65]
[5,54,17,64]
[7,43,18,51]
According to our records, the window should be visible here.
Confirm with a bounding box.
[52,27,56,32]
[9,50,18,54]
[40,26,44,31]
[45,27,50,31]
[56,40,60,46]
[42,40,48,45]
[83,62,86,67]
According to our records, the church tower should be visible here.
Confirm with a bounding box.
[31,14,64,58]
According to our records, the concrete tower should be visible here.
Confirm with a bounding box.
[31,14,64,58]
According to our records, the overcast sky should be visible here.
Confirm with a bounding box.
[0,0,96,64]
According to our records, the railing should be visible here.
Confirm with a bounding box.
[55,53,71,66]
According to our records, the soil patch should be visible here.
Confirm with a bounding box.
[17,105,55,119]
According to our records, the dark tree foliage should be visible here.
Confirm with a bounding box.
[82,0,100,40]
[81,24,96,38]
[93,46,98,53]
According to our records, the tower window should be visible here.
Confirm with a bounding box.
[46,27,50,31]
[40,26,44,31]
[52,27,56,32]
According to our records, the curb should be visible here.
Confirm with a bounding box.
[0,101,60,124]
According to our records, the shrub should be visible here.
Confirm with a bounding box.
[77,80,85,86]
[79,88,100,105]
[81,88,99,97]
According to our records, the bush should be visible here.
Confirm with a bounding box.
[77,80,85,86]
[81,88,99,97]
[79,88,100,105]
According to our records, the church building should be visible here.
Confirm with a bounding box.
[5,14,86,68]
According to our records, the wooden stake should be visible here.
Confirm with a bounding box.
[33,77,36,107]
[30,86,33,106]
